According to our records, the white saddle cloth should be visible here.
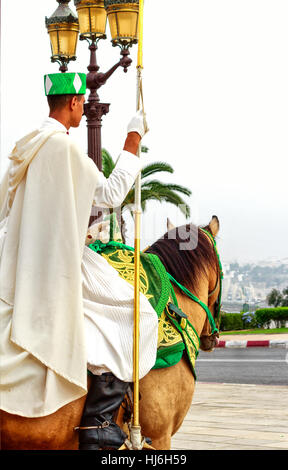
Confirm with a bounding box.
[82,245,158,381]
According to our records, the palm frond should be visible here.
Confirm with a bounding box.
[123,179,191,216]
[141,180,192,197]
[102,148,116,178]
[141,162,174,179]
[101,149,192,224]
[148,187,191,218]
[122,189,162,211]
[140,189,163,202]
[122,187,190,218]
[122,189,135,207]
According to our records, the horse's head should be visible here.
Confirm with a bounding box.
[199,216,221,352]
[149,215,222,354]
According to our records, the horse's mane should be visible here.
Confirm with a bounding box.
[145,223,218,294]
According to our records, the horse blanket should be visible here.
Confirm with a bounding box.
[88,238,200,379]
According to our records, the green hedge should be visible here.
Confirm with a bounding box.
[255,307,288,328]
[219,308,288,331]
[220,313,244,331]
[220,312,258,331]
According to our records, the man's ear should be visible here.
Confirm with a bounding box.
[70,95,78,111]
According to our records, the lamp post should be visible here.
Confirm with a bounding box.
[46,0,140,171]
[46,0,140,222]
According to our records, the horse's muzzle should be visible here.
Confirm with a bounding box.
[200,332,219,352]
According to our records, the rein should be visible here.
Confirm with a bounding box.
[200,228,223,322]
[166,228,223,336]
[167,274,219,335]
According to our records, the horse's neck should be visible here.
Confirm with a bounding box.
[174,278,209,336]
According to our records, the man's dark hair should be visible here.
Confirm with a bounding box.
[47,94,83,112]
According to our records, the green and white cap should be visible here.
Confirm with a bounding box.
[44,72,86,96]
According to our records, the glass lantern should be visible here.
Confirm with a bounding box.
[45,0,79,71]
[104,0,139,48]
[74,0,107,41]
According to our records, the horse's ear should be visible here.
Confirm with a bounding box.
[167,218,176,231]
[209,215,219,237]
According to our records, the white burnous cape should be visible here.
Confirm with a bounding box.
[0,118,158,417]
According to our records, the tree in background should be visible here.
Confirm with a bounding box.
[267,287,288,307]
[102,147,192,241]
[281,288,288,306]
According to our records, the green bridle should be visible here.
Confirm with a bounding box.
[167,228,223,336]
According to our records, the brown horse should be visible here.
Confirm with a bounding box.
[0,216,221,450]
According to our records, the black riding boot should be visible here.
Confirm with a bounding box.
[78,373,130,450]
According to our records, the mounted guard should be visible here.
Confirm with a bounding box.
[0,65,158,450]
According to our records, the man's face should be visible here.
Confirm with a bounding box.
[70,95,85,127]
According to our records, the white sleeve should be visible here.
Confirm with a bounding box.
[92,150,142,208]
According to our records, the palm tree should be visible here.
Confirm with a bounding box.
[102,147,192,241]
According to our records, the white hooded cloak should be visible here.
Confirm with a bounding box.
[0,119,158,417]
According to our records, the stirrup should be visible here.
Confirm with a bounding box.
[74,420,110,431]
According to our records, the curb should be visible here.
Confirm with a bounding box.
[217,340,288,349]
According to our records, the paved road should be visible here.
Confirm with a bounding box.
[196,348,288,385]
[171,382,288,450]
[171,338,288,450]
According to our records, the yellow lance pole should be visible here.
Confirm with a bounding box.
[128,0,154,451]
[119,0,154,450]
[133,0,144,428]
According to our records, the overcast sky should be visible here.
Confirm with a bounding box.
[1,0,288,263]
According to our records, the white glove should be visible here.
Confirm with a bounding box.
[127,109,149,138]
[85,220,110,245]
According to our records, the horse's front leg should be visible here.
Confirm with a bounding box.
[139,360,195,450]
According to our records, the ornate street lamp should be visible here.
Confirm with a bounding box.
[46,0,140,222]
[45,0,79,73]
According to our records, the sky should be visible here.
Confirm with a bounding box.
[1,0,288,264]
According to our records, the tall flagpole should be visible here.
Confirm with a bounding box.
[131,0,145,448]
[119,0,154,450]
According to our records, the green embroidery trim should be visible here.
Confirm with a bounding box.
[145,252,171,318]
[161,306,200,379]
